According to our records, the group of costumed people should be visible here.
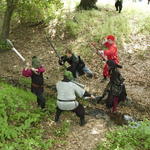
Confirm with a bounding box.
[22,35,127,126]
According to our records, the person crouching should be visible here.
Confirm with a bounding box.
[55,71,95,126]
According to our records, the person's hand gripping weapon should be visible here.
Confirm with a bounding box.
[90,42,107,61]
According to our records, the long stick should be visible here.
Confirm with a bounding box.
[90,43,106,61]
[6,39,25,62]
[46,37,61,60]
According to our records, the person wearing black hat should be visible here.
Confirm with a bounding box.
[22,56,46,109]
[55,71,95,126]
[97,60,127,112]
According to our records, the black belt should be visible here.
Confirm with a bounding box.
[58,99,75,102]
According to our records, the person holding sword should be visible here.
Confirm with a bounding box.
[22,56,46,109]
[91,35,119,82]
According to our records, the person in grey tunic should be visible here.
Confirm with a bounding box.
[55,71,95,126]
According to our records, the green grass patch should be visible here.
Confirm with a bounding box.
[0,82,55,150]
[53,120,71,137]
[18,77,31,87]
[97,120,150,150]
[138,16,150,34]
[55,9,131,58]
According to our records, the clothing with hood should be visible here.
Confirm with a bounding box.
[102,60,127,112]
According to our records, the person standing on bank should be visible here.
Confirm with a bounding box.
[59,49,93,79]
[97,35,119,82]
[55,71,95,126]
[115,0,123,13]
[22,56,46,109]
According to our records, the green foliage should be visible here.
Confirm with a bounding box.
[139,16,150,34]
[76,10,130,44]
[15,0,62,24]
[0,82,54,149]
[0,39,11,51]
[0,0,6,14]
[65,19,80,38]
[56,10,131,57]
[53,121,70,137]
[18,77,31,87]
[97,120,150,150]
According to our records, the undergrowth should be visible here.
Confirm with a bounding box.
[97,120,150,150]
[0,82,56,150]
[55,9,131,58]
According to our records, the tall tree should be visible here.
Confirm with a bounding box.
[0,0,18,41]
[78,0,97,10]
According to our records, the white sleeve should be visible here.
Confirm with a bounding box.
[72,83,85,98]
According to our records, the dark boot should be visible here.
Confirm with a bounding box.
[55,115,59,122]
[80,118,86,126]
[55,107,62,122]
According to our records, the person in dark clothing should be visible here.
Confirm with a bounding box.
[55,71,95,126]
[148,0,150,4]
[59,49,93,78]
[115,0,123,13]
[97,60,127,112]
[22,56,46,109]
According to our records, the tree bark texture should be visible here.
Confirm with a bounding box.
[78,0,97,10]
[0,0,18,40]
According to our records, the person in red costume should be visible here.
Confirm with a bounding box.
[97,35,119,82]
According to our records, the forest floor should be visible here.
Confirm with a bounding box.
[0,2,150,150]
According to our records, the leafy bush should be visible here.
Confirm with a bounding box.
[0,82,54,150]
[65,19,80,38]
[15,0,62,24]
[0,39,11,51]
[97,120,150,150]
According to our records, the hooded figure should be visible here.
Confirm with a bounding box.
[32,56,41,69]
[55,71,94,126]
[98,60,127,112]
[22,56,46,109]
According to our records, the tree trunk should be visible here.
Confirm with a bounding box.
[78,0,98,10]
[0,0,16,40]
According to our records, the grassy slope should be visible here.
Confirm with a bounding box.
[0,81,56,150]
